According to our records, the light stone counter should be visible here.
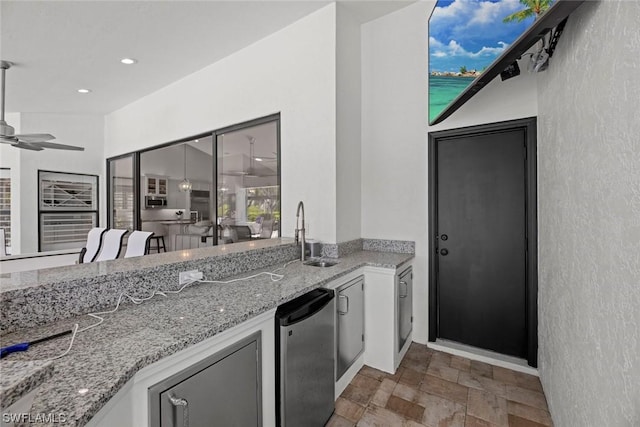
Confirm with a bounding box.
[0,244,413,426]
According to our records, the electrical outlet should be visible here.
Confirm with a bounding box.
[179,270,203,285]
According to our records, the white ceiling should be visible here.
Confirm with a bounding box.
[1,0,414,116]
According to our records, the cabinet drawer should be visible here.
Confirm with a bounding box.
[149,332,262,427]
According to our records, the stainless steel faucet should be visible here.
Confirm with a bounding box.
[295,201,306,261]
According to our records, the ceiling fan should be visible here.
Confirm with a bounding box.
[0,61,84,151]
[221,136,277,177]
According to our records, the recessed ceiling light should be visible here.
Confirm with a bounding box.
[77,89,91,94]
[120,58,137,65]
[195,139,199,142]
[255,158,263,162]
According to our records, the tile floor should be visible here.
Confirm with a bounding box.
[327,343,553,427]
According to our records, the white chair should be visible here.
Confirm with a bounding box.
[124,231,154,258]
[78,227,108,263]
[94,229,128,262]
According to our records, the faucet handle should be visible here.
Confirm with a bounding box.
[294,228,299,243]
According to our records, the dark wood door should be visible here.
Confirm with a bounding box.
[433,124,531,359]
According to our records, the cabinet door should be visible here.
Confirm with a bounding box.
[151,335,261,427]
[158,178,168,195]
[146,177,157,195]
[337,276,364,379]
[397,267,413,352]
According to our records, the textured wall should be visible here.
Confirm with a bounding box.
[537,1,640,426]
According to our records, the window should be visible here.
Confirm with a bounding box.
[38,171,99,252]
[0,168,10,254]
[106,114,280,251]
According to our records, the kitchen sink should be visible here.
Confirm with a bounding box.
[303,259,338,268]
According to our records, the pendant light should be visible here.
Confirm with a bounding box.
[179,142,192,192]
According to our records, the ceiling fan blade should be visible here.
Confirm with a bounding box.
[12,142,44,151]
[0,136,18,144]
[14,133,56,143]
[23,140,85,151]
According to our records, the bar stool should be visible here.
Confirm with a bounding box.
[148,235,166,253]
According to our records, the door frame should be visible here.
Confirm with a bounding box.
[428,117,538,367]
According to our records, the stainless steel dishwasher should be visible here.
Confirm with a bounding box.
[275,288,335,427]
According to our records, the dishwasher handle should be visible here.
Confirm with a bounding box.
[277,289,334,326]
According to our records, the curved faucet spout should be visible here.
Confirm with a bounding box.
[295,201,306,261]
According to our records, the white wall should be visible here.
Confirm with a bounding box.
[105,5,337,243]
[536,2,640,426]
[335,3,362,243]
[361,0,538,344]
[4,113,105,254]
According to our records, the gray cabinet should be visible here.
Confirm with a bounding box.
[149,332,261,427]
[336,276,365,380]
[397,266,413,352]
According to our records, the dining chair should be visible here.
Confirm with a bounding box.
[78,227,108,263]
[94,229,128,262]
[124,231,154,258]
[259,219,274,239]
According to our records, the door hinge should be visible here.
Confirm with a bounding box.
[362,334,365,342]
[411,316,413,323]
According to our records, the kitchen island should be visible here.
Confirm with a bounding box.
[0,239,413,426]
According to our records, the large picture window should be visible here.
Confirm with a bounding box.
[38,170,99,252]
[107,114,280,252]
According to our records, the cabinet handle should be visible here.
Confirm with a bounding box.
[169,394,189,427]
[399,281,408,298]
[338,295,349,315]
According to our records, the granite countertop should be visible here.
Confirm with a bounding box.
[0,250,412,426]
[0,360,54,409]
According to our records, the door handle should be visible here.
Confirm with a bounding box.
[399,281,408,298]
[440,248,449,256]
[338,295,349,315]
[168,394,189,427]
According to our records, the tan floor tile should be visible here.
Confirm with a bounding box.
[386,395,426,422]
[466,388,508,427]
[335,397,366,423]
[380,378,398,393]
[458,371,507,397]
[371,388,392,408]
[469,361,493,378]
[353,373,383,391]
[506,401,553,426]
[451,356,472,372]
[386,366,406,382]
[420,375,469,404]
[393,382,419,401]
[465,415,499,427]
[404,420,429,427]
[327,413,357,427]
[357,405,406,427]
[400,367,426,387]
[492,368,543,394]
[402,358,430,374]
[360,365,388,381]
[416,391,466,427]
[343,384,376,406]
[504,386,548,411]
[427,364,460,383]
[507,414,549,427]
[430,352,453,368]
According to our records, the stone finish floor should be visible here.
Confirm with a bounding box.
[327,343,553,427]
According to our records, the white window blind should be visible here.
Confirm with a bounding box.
[0,169,10,252]
[39,171,98,251]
